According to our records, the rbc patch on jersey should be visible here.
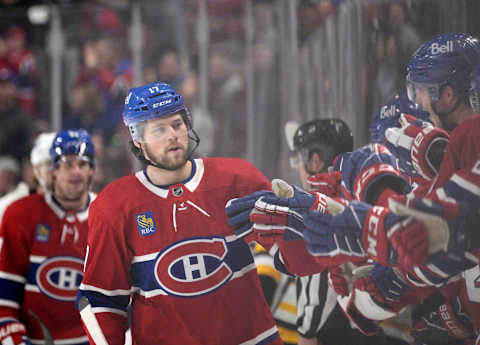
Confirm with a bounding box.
[35,224,50,242]
[136,211,156,236]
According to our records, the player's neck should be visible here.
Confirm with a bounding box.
[453,104,476,126]
[146,160,192,186]
[55,191,89,212]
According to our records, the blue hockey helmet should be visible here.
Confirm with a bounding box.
[369,93,431,143]
[469,63,480,112]
[123,81,191,141]
[406,33,480,103]
[50,129,95,167]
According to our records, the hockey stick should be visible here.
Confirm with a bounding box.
[28,310,54,345]
[78,296,108,345]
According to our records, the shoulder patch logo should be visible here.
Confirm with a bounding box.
[136,211,156,236]
[35,224,50,242]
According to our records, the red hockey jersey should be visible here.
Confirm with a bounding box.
[0,192,95,345]
[79,158,283,345]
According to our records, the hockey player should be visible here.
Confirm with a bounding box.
[0,132,56,224]
[77,81,283,345]
[226,32,480,344]
[304,33,480,344]
[0,129,96,345]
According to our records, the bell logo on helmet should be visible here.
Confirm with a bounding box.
[380,104,396,119]
[430,41,454,55]
[153,99,172,108]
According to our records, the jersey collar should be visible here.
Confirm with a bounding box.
[135,158,205,199]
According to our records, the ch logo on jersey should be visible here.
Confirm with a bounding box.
[136,211,156,236]
[154,237,232,297]
[36,256,84,301]
[35,224,50,242]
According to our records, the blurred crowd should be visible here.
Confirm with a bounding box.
[0,0,474,194]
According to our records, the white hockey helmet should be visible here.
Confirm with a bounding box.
[30,132,56,166]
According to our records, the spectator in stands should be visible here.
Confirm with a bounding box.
[0,156,19,197]
[0,64,34,162]
[1,25,37,116]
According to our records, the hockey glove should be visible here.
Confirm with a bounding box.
[251,179,346,244]
[327,265,350,297]
[336,143,409,203]
[385,114,449,180]
[303,201,368,265]
[304,201,429,267]
[389,197,478,286]
[225,190,275,242]
[306,171,342,197]
[354,264,409,303]
[412,292,474,345]
[0,319,31,345]
[389,196,471,262]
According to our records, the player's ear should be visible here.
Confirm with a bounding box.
[440,84,456,104]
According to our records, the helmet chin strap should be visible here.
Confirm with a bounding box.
[141,129,201,171]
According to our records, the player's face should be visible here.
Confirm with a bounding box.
[295,152,325,190]
[141,114,189,170]
[408,83,441,127]
[53,155,93,203]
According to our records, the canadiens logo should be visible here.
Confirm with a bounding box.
[35,224,50,242]
[154,237,232,297]
[36,256,84,301]
[172,186,183,197]
[136,211,156,236]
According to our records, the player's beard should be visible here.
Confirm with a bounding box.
[54,176,91,204]
[144,141,189,171]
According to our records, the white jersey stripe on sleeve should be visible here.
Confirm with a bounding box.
[79,283,131,296]
[0,299,20,309]
[0,271,26,283]
[451,173,480,196]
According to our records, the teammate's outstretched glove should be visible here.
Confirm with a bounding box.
[303,201,429,267]
[389,196,470,261]
[0,319,31,345]
[306,171,342,197]
[225,190,275,242]
[251,179,346,245]
[335,143,409,203]
[303,201,368,265]
[327,265,350,297]
[389,197,478,286]
[354,264,409,303]
[385,114,449,180]
[411,292,474,345]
